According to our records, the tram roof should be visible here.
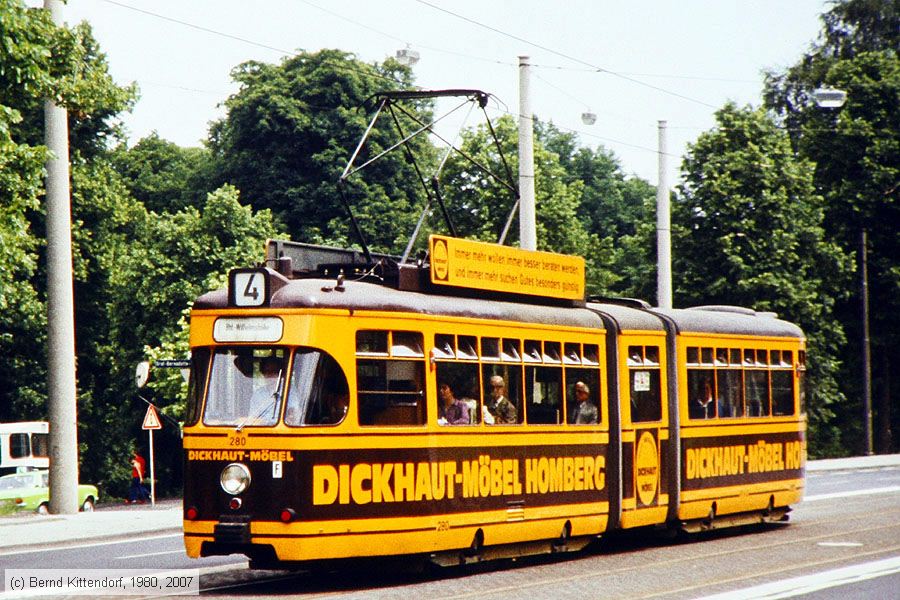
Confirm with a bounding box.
[195,278,606,330]
[651,306,805,339]
[196,276,803,339]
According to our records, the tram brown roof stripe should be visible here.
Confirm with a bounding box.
[652,307,805,338]
[194,277,803,338]
[195,278,606,329]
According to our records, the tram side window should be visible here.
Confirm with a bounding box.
[771,350,795,416]
[285,349,349,426]
[433,335,481,426]
[185,348,211,426]
[629,345,662,423]
[798,351,807,415]
[687,369,716,419]
[717,368,743,418]
[526,364,562,424]
[744,349,770,416]
[483,362,523,424]
[357,330,426,426]
[566,365,601,424]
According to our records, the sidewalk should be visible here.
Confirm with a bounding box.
[1,455,897,553]
[0,499,181,553]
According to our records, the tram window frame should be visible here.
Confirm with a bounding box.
[434,357,481,426]
[715,348,728,366]
[433,334,455,359]
[285,349,350,427]
[481,337,500,361]
[458,335,478,360]
[717,367,743,418]
[543,341,562,364]
[583,344,600,366]
[356,330,427,427]
[565,366,601,425]
[203,347,288,428]
[525,364,563,424]
[502,339,521,362]
[185,347,211,426]
[686,347,700,365]
[743,360,770,417]
[687,367,716,419]
[483,363,523,425]
[798,350,808,415]
[523,340,542,363]
[629,345,663,423]
[564,343,581,365]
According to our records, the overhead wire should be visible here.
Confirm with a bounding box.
[97,0,412,88]
[95,0,756,162]
[412,0,719,109]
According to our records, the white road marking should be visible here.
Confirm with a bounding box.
[116,549,186,560]
[818,542,864,547]
[0,533,183,557]
[804,485,900,502]
[694,555,900,600]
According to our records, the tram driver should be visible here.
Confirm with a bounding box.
[246,356,282,424]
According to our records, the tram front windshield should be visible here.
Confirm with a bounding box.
[204,348,286,427]
[202,346,349,427]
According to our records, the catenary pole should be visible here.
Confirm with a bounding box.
[44,0,80,514]
[656,120,673,309]
[518,55,536,250]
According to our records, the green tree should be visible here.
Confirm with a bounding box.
[0,1,135,159]
[87,184,282,494]
[110,132,215,212]
[0,106,48,422]
[673,103,854,457]
[209,49,432,253]
[438,116,617,294]
[764,0,899,453]
[535,121,657,300]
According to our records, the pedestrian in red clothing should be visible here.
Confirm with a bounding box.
[128,454,148,504]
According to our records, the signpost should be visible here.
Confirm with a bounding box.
[141,404,162,506]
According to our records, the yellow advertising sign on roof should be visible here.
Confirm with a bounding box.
[429,235,585,301]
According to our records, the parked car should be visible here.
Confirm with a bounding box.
[0,470,98,515]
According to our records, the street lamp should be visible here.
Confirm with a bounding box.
[812,87,847,108]
[395,45,420,67]
[813,86,873,455]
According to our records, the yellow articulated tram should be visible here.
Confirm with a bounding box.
[182,235,807,568]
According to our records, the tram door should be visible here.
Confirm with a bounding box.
[619,338,669,528]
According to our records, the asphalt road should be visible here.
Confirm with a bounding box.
[2,464,898,599]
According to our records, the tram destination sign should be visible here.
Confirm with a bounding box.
[429,235,585,301]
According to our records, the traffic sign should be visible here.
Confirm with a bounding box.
[154,359,191,369]
[142,404,162,430]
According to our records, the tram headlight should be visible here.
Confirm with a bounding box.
[220,463,251,495]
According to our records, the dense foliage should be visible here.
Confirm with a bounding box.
[0,0,895,501]
[764,0,898,454]
[673,104,853,456]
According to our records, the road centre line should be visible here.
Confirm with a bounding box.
[116,549,186,560]
[804,485,900,502]
[693,555,900,600]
